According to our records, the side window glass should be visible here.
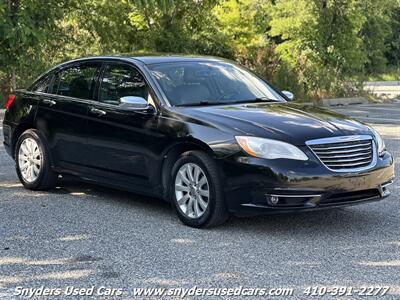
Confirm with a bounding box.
[99,64,149,105]
[31,75,52,93]
[54,64,98,100]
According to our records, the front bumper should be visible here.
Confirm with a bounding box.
[221,149,395,216]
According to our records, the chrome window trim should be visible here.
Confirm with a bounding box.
[306,135,377,173]
[39,94,158,115]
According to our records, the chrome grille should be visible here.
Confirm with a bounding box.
[306,135,376,172]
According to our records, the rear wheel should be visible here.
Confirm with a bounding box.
[170,151,229,228]
[15,129,58,190]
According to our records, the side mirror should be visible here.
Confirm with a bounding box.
[119,96,153,111]
[282,91,294,101]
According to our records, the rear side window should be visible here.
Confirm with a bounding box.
[99,64,149,105]
[31,74,52,93]
[53,64,99,100]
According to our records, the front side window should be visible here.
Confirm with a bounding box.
[148,61,284,106]
[53,64,99,100]
[99,64,149,105]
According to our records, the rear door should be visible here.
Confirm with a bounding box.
[85,62,160,191]
[35,61,101,170]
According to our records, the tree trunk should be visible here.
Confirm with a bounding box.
[8,0,19,91]
[11,68,16,91]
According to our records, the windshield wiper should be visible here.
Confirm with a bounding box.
[177,97,280,107]
[257,97,280,102]
[178,100,226,107]
[232,97,280,104]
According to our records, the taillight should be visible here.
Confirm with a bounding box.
[5,94,15,110]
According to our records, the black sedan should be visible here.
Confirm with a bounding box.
[2,55,395,227]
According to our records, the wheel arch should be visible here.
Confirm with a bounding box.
[11,123,36,159]
[12,125,56,168]
[159,138,216,201]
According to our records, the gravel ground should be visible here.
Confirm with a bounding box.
[0,104,399,299]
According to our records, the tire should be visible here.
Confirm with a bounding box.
[170,150,229,228]
[15,129,58,190]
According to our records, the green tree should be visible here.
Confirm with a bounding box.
[128,0,233,56]
[270,0,366,98]
[385,6,400,67]
[213,0,282,81]
[1,0,400,103]
[359,0,395,74]
[0,0,72,94]
[213,0,265,56]
[63,0,138,56]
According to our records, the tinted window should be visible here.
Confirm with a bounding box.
[31,75,52,93]
[99,64,149,105]
[53,64,99,99]
[149,61,284,106]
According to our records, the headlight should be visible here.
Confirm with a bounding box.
[235,136,308,161]
[369,127,385,154]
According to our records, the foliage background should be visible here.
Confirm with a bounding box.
[1,0,400,104]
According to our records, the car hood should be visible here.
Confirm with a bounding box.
[175,102,371,145]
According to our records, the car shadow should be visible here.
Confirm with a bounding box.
[2,172,393,238]
[45,175,391,238]
[50,175,173,217]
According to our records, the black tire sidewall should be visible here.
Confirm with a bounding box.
[15,130,49,190]
[170,153,218,228]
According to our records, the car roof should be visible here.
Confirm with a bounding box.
[130,54,227,65]
[56,54,229,67]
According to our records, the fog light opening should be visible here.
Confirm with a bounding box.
[380,180,394,197]
[266,194,283,206]
[270,196,280,205]
[380,186,391,197]
[266,193,322,207]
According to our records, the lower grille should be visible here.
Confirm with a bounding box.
[306,135,376,172]
[323,189,381,204]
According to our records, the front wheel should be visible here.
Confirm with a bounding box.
[170,151,229,228]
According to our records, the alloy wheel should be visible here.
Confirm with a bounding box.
[174,163,210,219]
[18,138,42,183]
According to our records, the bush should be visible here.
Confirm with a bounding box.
[272,63,307,101]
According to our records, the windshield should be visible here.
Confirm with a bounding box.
[148,61,285,106]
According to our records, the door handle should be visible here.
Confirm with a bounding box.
[90,107,106,116]
[43,99,56,106]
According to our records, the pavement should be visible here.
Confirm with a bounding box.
[364,81,400,98]
[0,104,399,299]
[331,102,400,125]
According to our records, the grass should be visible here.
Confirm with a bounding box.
[365,67,400,81]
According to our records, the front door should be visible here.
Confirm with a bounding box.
[85,62,160,191]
